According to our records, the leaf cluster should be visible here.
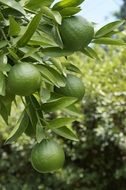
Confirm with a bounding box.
[0,0,125,158]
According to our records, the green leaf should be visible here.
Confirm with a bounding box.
[50,91,63,99]
[8,48,19,61]
[36,65,65,87]
[40,87,50,103]
[52,25,63,48]
[82,48,94,59]
[21,47,40,59]
[82,46,100,60]
[44,65,65,87]
[0,101,9,124]
[25,95,43,129]
[103,31,120,37]
[25,97,37,128]
[36,120,45,143]
[1,7,23,17]
[66,62,81,73]
[95,20,125,38]
[50,58,64,74]
[92,38,126,46]
[17,11,42,47]
[47,117,75,129]
[42,47,74,57]
[0,54,7,64]
[0,54,11,72]
[0,0,26,15]
[0,72,6,96]
[8,16,20,36]
[52,11,62,25]
[60,6,81,17]
[37,64,60,86]
[5,111,29,144]
[0,64,11,72]
[41,96,77,112]
[38,22,52,34]
[65,104,81,116]
[0,96,12,120]
[28,39,58,48]
[53,126,79,141]
[19,47,43,63]
[25,120,36,137]
[0,41,8,49]
[1,96,11,111]
[53,0,85,10]
[40,6,62,25]
[28,30,58,48]
[30,95,41,110]
[30,95,43,119]
[0,11,4,21]
[25,0,54,11]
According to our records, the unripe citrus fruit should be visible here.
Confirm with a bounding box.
[31,139,65,173]
[8,62,41,96]
[55,74,85,100]
[59,16,94,51]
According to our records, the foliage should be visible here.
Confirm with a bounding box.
[1,2,126,190]
[114,0,126,19]
[0,0,125,174]
[1,43,126,189]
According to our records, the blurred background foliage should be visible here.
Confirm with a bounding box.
[115,0,126,19]
[1,41,126,189]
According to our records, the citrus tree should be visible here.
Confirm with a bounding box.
[0,0,125,173]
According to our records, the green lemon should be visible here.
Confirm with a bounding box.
[59,16,94,51]
[31,139,65,173]
[55,74,85,100]
[8,62,41,96]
